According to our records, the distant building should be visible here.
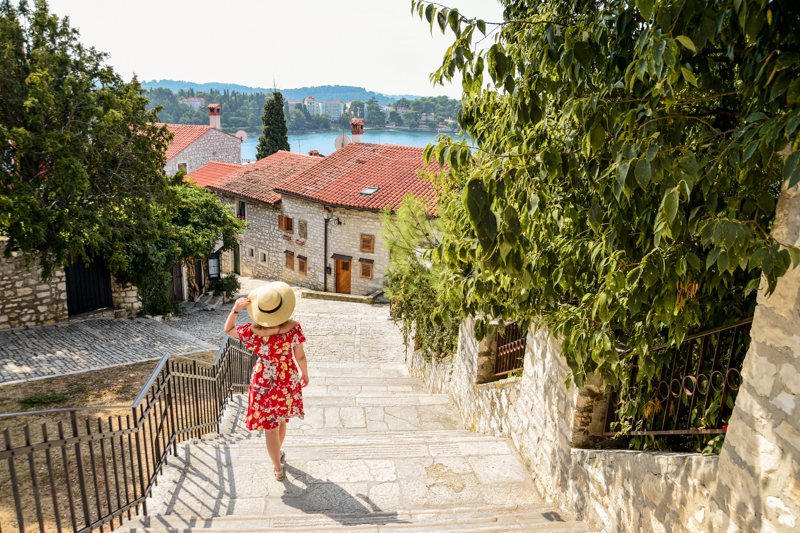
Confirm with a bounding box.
[159,104,242,175]
[421,113,436,123]
[383,104,394,115]
[320,101,345,120]
[303,96,320,116]
[179,97,206,111]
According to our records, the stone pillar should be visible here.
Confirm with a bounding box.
[712,182,800,532]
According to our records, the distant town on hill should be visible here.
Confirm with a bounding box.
[141,80,424,106]
[146,86,462,135]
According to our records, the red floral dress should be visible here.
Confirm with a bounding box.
[237,322,306,430]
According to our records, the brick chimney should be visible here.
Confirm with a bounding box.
[350,118,365,143]
[308,150,323,157]
[208,104,221,130]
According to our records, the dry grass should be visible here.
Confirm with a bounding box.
[0,350,218,533]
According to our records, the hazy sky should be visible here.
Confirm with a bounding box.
[44,0,505,98]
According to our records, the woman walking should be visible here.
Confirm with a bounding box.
[224,281,309,481]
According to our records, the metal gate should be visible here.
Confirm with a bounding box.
[169,263,184,302]
[495,322,527,376]
[194,258,205,293]
[64,257,114,316]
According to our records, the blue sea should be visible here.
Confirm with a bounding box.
[240,129,465,161]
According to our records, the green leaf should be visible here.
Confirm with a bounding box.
[784,151,800,188]
[589,201,603,234]
[636,0,654,20]
[675,35,696,52]
[589,122,606,154]
[476,19,486,36]
[437,9,447,33]
[462,178,487,223]
[617,161,631,190]
[573,41,592,69]
[681,67,698,86]
[627,266,642,287]
[488,44,509,83]
[476,211,498,251]
[707,248,721,269]
[757,191,776,214]
[686,253,701,271]
[425,4,434,24]
[448,9,460,34]
[646,144,660,162]
[662,188,679,222]
[744,112,767,123]
[635,159,651,188]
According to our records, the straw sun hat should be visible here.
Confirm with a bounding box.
[246,281,296,327]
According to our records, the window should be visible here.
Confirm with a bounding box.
[298,255,307,275]
[178,162,187,173]
[284,251,294,270]
[237,201,246,220]
[279,215,294,233]
[260,252,267,264]
[299,220,307,239]
[247,247,254,258]
[208,253,220,280]
[360,262,373,279]
[360,234,375,253]
[359,186,380,196]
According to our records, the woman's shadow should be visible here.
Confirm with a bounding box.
[279,463,409,526]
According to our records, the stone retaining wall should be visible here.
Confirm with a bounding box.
[0,239,68,329]
[409,304,799,531]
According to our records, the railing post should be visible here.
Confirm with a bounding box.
[70,410,92,531]
[132,407,148,516]
[4,428,25,533]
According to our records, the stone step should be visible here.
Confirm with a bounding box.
[198,429,482,446]
[120,504,585,533]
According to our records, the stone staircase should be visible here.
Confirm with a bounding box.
[116,357,588,532]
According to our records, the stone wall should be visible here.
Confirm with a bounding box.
[218,195,283,281]
[111,275,140,315]
[164,129,241,176]
[0,239,67,329]
[407,313,788,532]
[709,181,800,532]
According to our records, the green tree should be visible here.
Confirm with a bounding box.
[367,104,386,127]
[395,98,411,109]
[0,0,174,280]
[404,111,420,129]
[256,91,290,159]
[407,0,800,446]
[388,110,404,126]
[109,180,246,313]
[349,100,366,118]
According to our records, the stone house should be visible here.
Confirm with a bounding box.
[160,104,242,176]
[273,140,441,296]
[206,151,322,280]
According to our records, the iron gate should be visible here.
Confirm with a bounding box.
[64,257,113,316]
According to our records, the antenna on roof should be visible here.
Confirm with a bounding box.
[235,130,248,143]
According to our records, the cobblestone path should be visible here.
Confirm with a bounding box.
[0,318,216,385]
[118,297,588,532]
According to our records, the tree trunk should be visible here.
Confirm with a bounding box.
[186,260,200,302]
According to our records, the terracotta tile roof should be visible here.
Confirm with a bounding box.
[186,161,242,188]
[274,143,441,213]
[157,123,212,161]
[155,123,242,162]
[207,151,321,205]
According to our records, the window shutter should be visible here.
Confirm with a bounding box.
[361,263,372,279]
[361,235,374,253]
[278,216,285,231]
[287,217,293,232]
[299,258,307,274]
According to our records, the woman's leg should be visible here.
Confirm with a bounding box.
[279,420,287,449]
[264,426,283,471]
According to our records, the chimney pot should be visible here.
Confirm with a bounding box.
[208,104,221,129]
[350,118,365,143]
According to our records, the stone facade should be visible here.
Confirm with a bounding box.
[163,129,241,176]
[111,276,140,315]
[0,239,67,329]
[220,195,389,296]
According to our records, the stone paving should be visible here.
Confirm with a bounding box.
[118,294,588,532]
[0,318,216,385]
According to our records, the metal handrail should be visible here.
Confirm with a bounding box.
[603,318,753,438]
[1,336,257,533]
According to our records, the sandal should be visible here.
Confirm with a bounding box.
[274,466,285,481]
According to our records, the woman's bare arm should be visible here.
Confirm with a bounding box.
[294,343,310,387]
[224,297,250,337]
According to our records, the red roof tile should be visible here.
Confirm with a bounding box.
[207,151,321,205]
[186,161,242,188]
[157,124,212,161]
[274,143,441,213]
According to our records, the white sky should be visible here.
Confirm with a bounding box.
[45,0,505,98]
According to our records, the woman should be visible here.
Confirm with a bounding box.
[224,281,309,481]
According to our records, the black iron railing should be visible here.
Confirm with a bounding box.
[494,322,527,376]
[0,337,255,533]
[603,318,753,437]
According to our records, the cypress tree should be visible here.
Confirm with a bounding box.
[256,91,290,159]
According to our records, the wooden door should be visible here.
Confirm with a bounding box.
[64,257,113,316]
[234,245,241,275]
[169,263,184,302]
[335,259,351,294]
